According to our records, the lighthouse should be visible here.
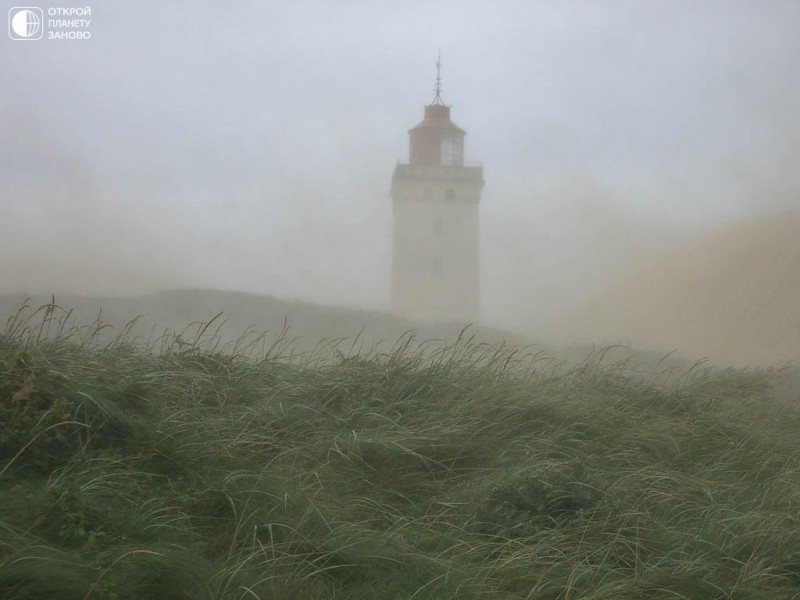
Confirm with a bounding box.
[390,57,484,322]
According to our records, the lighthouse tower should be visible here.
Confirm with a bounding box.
[390,57,484,322]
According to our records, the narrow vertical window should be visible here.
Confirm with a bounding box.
[440,135,455,166]
[434,217,443,235]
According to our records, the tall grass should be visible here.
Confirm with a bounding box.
[1,301,799,599]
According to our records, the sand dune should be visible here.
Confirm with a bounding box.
[551,210,800,365]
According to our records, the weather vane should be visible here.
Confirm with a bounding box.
[432,49,444,105]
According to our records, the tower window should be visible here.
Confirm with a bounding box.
[440,133,464,166]
[434,217,443,235]
[424,186,433,200]
[445,188,455,202]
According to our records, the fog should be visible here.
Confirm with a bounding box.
[2,0,799,365]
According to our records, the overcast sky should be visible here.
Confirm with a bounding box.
[2,0,799,333]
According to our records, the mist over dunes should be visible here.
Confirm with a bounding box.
[4,3,800,597]
[2,209,797,368]
[552,210,800,366]
[2,1,799,367]
[0,289,534,357]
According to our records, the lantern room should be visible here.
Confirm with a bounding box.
[408,103,466,167]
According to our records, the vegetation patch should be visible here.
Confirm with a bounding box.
[1,302,799,599]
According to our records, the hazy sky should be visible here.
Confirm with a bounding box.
[2,0,799,333]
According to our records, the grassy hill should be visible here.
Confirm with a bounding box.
[1,303,800,599]
[0,289,532,355]
[0,289,704,373]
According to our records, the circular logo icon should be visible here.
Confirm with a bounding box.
[10,8,42,39]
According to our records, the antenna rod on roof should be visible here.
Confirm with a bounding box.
[432,48,444,105]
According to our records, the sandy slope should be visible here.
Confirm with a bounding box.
[550,210,800,365]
